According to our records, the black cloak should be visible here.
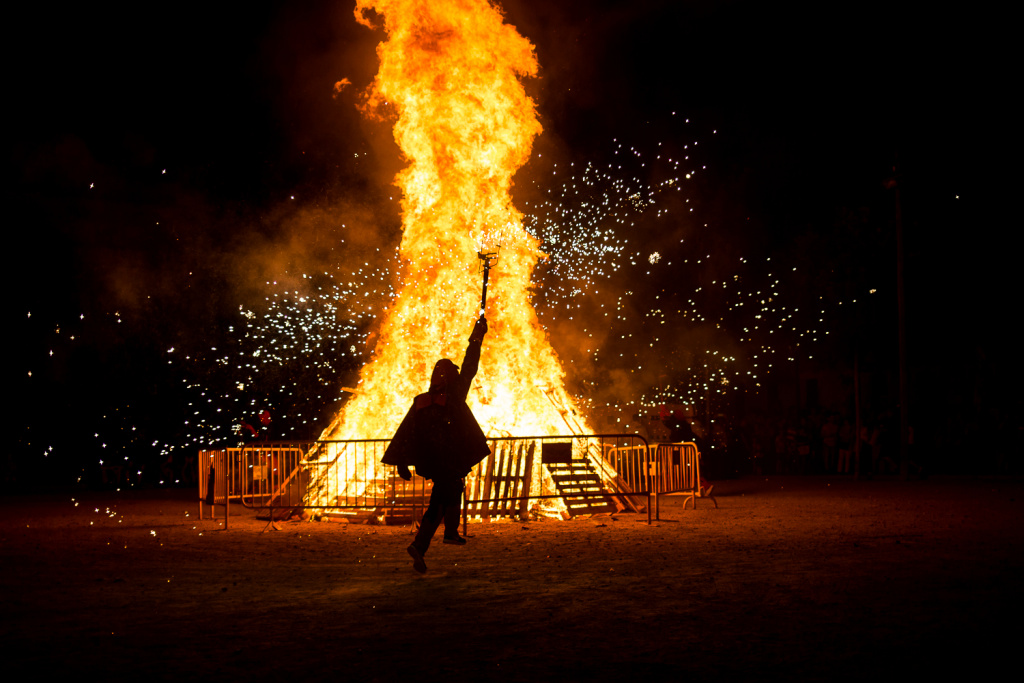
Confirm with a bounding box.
[382,336,490,479]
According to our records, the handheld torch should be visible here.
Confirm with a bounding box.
[477,249,499,317]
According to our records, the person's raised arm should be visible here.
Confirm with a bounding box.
[457,316,487,400]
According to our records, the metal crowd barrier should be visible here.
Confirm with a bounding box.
[198,433,706,529]
[461,434,653,530]
[198,444,320,529]
[198,449,229,527]
[650,441,717,509]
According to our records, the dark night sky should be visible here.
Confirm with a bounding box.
[12,1,1007,298]
[9,1,1016,478]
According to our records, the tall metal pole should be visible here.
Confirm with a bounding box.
[892,169,910,478]
[854,348,861,479]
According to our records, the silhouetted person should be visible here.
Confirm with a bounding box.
[664,410,713,495]
[821,413,839,472]
[258,409,272,436]
[382,316,491,573]
[236,408,271,443]
[237,419,259,442]
[837,417,854,474]
[665,409,698,445]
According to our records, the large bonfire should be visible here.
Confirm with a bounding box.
[320,0,590,443]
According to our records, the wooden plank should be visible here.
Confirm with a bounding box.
[481,445,496,521]
[492,442,517,517]
[469,451,486,516]
[499,443,514,504]
[518,442,535,521]
[506,443,521,504]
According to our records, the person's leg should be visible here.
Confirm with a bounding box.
[412,484,444,555]
[440,478,464,541]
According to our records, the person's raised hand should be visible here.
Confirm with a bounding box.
[469,316,488,342]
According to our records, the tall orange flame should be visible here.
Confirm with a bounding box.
[321,0,589,446]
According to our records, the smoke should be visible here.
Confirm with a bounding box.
[225,199,398,304]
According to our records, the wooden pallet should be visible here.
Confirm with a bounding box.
[546,460,619,518]
[377,479,432,525]
[466,441,535,521]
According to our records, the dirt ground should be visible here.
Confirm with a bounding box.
[3,476,1022,681]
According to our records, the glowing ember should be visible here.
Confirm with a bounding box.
[320,0,590,445]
